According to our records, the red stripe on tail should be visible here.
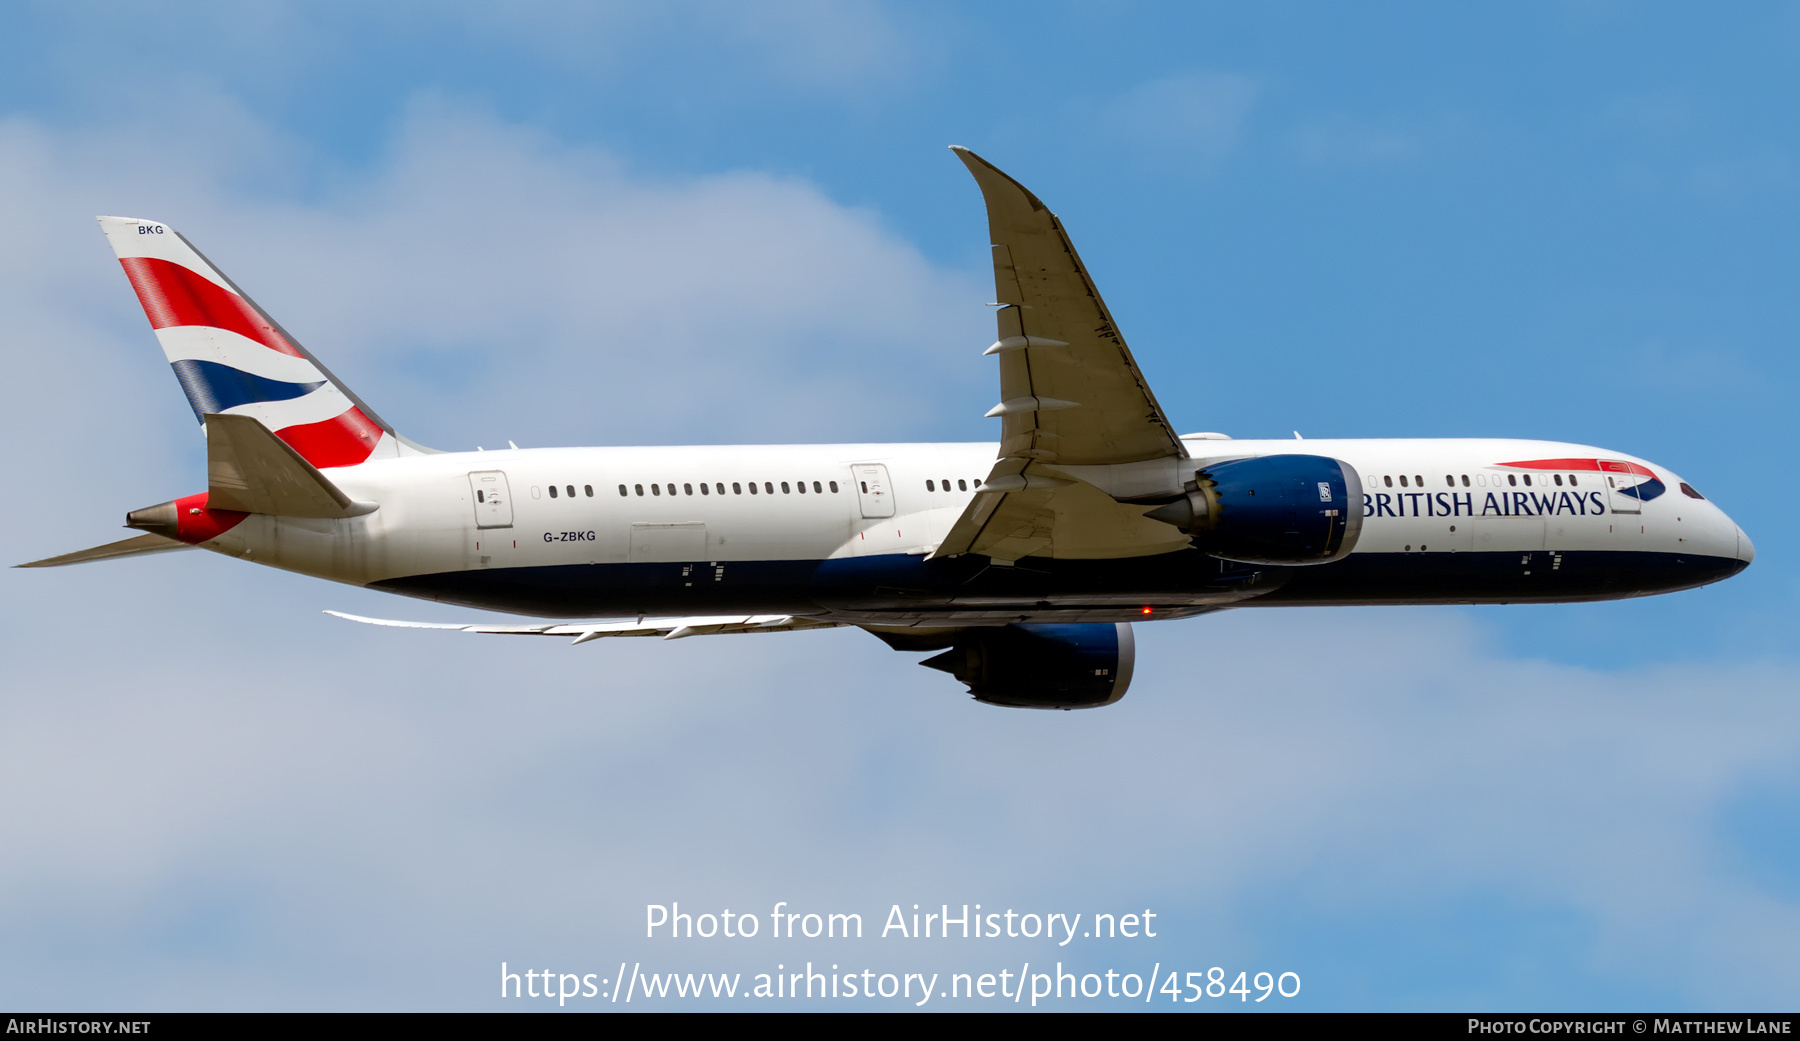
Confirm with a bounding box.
[118,256,303,358]
[276,407,383,468]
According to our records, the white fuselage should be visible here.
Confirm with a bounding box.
[187,436,1749,624]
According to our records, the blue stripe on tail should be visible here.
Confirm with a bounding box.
[169,359,325,421]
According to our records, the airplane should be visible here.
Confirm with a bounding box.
[19,147,1754,709]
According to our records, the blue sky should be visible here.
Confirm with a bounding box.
[2,1,1797,1011]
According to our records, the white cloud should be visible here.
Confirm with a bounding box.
[0,91,991,472]
[417,0,931,95]
[3,569,1798,1007]
[1085,72,1260,170]
[695,0,930,93]
[1605,89,1702,142]
[1289,113,1481,168]
[1602,91,1800,204]
[13,1,931,113]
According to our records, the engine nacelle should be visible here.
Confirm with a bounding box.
[1146,454,1363,565]
[920,623,1135,709]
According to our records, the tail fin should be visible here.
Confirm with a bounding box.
[96,216,429,467]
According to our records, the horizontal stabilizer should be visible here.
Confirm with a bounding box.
[206,413,374,517]
[16,532,191,568]
[325,610,841,643]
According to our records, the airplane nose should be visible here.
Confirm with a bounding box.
[1736,526,1755,565]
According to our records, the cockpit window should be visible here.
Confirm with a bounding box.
[1680,482,1706,500]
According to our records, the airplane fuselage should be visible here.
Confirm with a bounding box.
[186,436,1752,625]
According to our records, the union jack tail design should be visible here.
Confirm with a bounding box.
[97,217,422,468]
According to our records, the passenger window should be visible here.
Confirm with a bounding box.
[1523,475,1532,486]
[813,481,822,493]
[716,483,725,495]
[829,481,839,493]
[942,478,951,490]
[926,480,935,491]
[732,482,742,494]
[684,483,693,496]
[797,480,806,494]
[1414,475,1423,486]
[1399,475,1408,487]
[1383,476,1393,488]
[700,483,709,495]
[781,482,791,494]
[651,484,661,496]
[1507,475,1517,487]
[584,485,593,497]
[548,485,558,498]
[563,485,572,498]
[1445,476,1454,487]
[764,482,774,494]
[1553,474,1564,486]
[634,484,644,496]
[1569,475,1578,487]
[748,482,758,495]
[1461,475,1470,487]
[958,479,968,491]
[619,485,628,496]
[973,479,982,487]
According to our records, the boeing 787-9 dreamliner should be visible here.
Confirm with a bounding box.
[21,148,1755,708]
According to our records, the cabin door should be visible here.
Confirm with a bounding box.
[1599,460,1643,515]
[468,471,514,528]
[853,464,896,519]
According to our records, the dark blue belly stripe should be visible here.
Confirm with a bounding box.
[368,549,1748,621]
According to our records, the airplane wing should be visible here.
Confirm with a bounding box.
[936,147,1191,562]
[324,610,843,644]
